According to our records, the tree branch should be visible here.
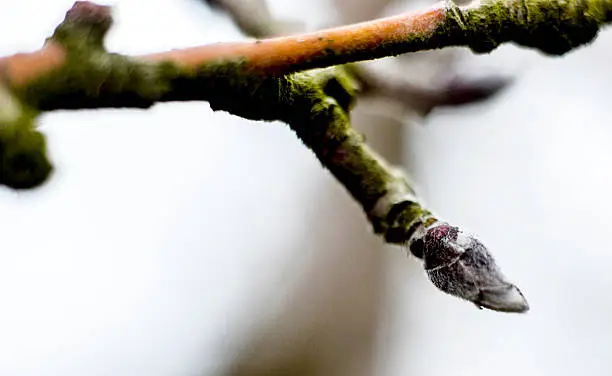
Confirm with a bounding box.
[199,0,511,117]
[7,0,604,312]
[4,0,610,85]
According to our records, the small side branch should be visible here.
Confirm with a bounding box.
[194,0,529,313]
[265,70,529,313]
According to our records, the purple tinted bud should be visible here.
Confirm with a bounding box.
[422,225,461,270]
[421,223,529,313]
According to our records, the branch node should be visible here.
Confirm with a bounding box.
[451,0,611,55]
[51,1,113,50]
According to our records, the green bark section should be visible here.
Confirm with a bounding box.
[357,0,612,61]
[160,61,433,242]
[444,0,612,55]
[0,84,52,190]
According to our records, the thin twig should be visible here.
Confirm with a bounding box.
[202,0,303,37]
[350,62,512,116]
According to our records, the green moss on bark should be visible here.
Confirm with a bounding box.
[0,85,52,190]
[443,0,612,55]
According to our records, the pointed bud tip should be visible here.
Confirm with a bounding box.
[475,284,530,313]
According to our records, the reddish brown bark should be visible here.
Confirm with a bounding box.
[0,5,445,87]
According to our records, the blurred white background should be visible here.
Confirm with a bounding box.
[1,0,612,375]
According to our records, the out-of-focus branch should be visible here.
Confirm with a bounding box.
[349,63,511,116]
[202,0,304,37]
